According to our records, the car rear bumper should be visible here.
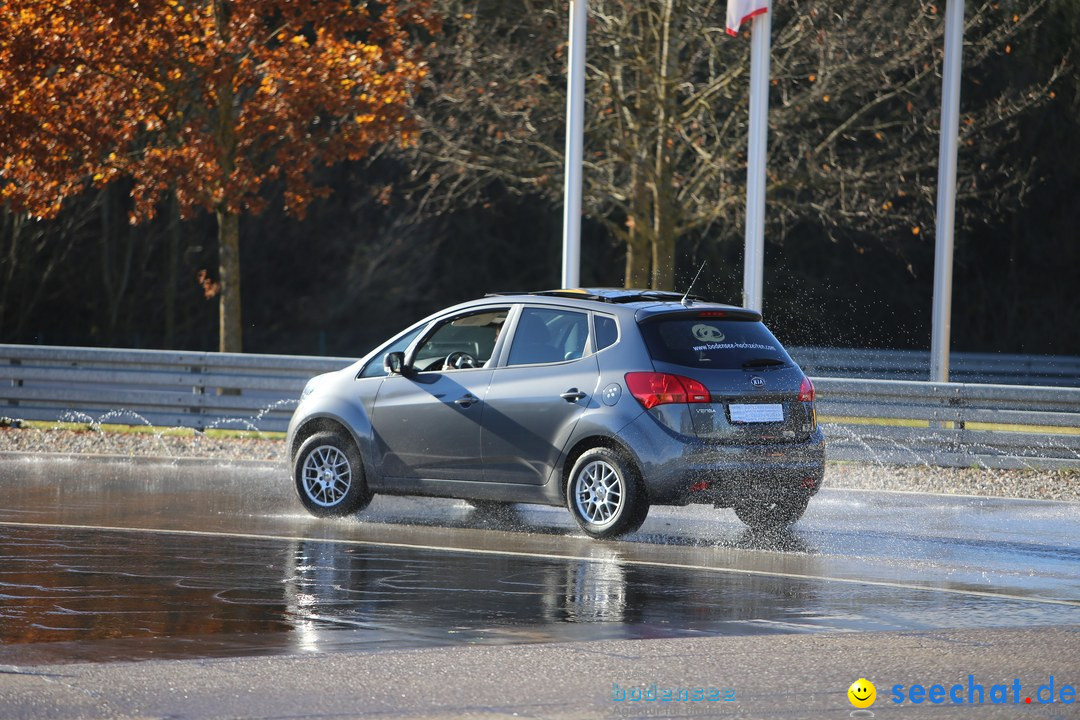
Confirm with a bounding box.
[619,413,826,505]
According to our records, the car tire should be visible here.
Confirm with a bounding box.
[293,430,373,517]
[566,447,649,540]
[734,495,808,530]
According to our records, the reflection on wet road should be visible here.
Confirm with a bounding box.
[1,455,1078,663]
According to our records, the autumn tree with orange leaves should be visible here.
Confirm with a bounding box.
[0,0,437,351]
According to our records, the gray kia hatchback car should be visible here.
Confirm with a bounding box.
[287,289,824,539]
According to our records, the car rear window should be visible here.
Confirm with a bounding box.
[638,317,790,369]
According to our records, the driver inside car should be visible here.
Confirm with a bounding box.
[413,311,506,371]
[444,317,503,369]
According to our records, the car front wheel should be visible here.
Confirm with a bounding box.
[293,430,373,517]
[566,447,649,539]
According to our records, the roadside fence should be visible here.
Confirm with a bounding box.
[2,344,1078,470]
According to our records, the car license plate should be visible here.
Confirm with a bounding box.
[729,403,784,423]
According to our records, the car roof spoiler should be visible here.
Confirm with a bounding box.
[486,288,709,305]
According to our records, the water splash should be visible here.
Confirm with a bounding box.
[52,408,173,458]
[836,430,935,469]
[93,408,159,432]
[252,398,299,425]
[1032,438,1080,462]
[202,417,263,434]
[56,411,97,426]
[822,422,1079,473]
[4,397,299,461]
[823,424,888,468]
[956,441,1040,472]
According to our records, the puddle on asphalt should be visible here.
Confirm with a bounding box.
[3,524,1079,665]
[2,456,1079,664]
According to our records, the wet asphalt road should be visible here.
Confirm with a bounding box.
[1,454,1079,668]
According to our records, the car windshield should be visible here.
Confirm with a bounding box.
[638,317,790,369]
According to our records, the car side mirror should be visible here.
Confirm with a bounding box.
[384,351,409,376]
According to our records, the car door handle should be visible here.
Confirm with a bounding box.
[454,394,480,407]
[560,389,587,403]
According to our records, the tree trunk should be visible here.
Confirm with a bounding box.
[100,184,136,345]
[0,208,20,338]
[165,195,179,348]
[216,210,242,353]
[650,204,676,290]
[625,231,651,288]
[212,0,240,353]
[624,164,652,288]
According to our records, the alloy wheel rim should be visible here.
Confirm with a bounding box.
[301,445,352,507]
[573,459,624,527]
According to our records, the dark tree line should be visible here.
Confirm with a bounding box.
[1,0,1077,358]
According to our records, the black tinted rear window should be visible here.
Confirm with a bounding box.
[639,317,790,369]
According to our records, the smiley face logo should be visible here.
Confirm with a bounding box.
[848,678,876,708]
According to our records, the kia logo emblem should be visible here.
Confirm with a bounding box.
[750,376,765,388]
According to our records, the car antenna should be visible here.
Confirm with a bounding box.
[680,261,706,307]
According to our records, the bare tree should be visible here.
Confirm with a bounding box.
[400,0,1059,289]
[0,202,93,342]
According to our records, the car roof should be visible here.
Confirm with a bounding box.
[482,288,762,321]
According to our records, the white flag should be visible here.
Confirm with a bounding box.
[726,0,769,36]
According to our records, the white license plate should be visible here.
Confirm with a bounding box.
[729,403,784,423]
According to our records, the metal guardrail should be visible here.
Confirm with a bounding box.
[789,347,1080,387]
[2,344,1079,470]
[813,378,1080,471]
[0,344,351,433]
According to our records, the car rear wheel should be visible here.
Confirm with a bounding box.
[734,495,808,530]
[566,447,649,539]
[294,430,373,517]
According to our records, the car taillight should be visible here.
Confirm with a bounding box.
[625,372,711,409]
[798,376,816,403]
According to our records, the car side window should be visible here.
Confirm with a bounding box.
[412,309,509,372]
[594,314,619,351]
[358,326,424,378]
[507,307,590,366]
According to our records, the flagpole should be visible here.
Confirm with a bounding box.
[742,8,771,313]
[561,0,587,289]
[930,0,963,383]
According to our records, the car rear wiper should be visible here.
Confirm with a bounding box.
[741,357,787,370]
